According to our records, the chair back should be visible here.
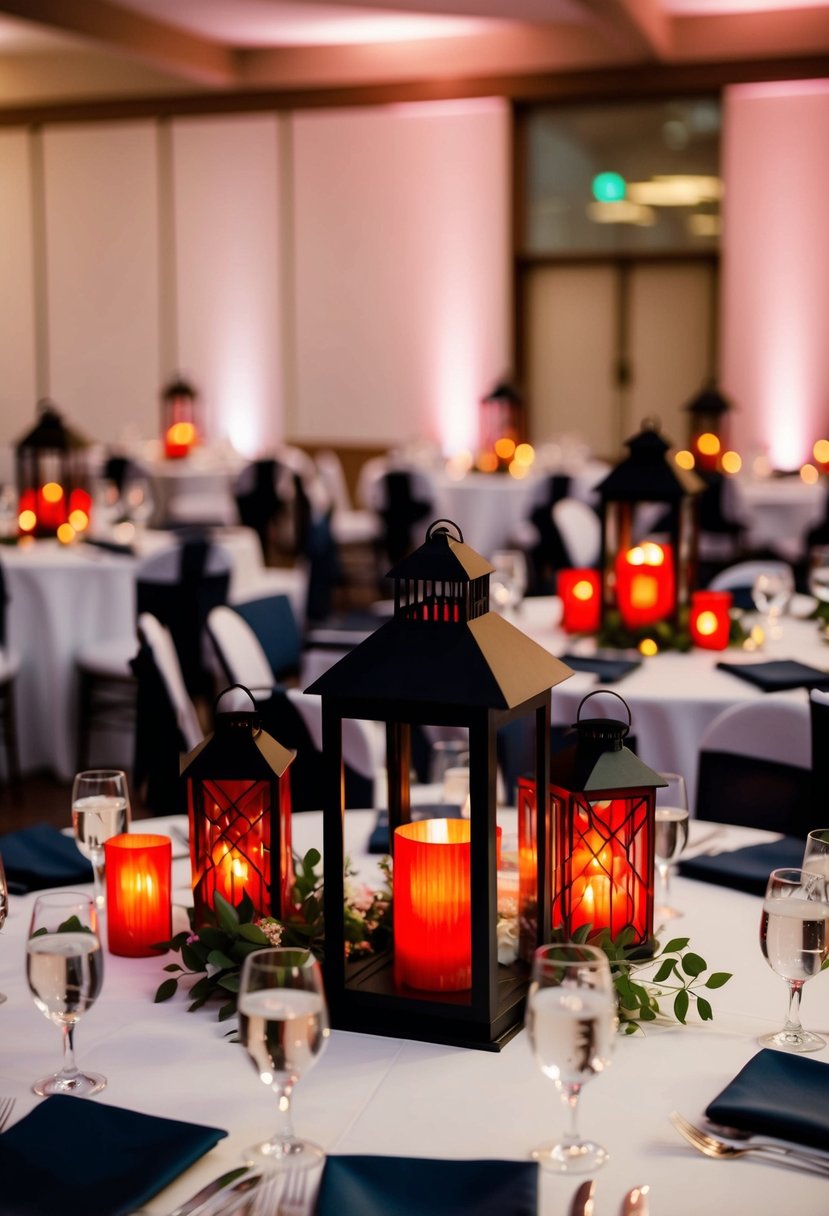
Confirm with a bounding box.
[377,469,433,564]
[551,498,601,567]
[205,605,275,696]
[232,594,301,680]
[315,449,353,514]
[695,697,812,834]
[810,688,829,808]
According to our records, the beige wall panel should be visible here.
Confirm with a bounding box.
[292,100,510,452]
[43,122,160,447]
[526,265,618,459]
[171,114,284,458]
[626,263,714,449]
[0,130,38,448]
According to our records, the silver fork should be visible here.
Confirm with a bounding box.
[278,1168,309,1216]
[0,1096,16,1133]
[669,1111,829,1175]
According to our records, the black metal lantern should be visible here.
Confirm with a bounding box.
[15,400,91,539]
[684,380,734,472]
[161,375,201,459]
[307,520,571,1050]
[597,420,704,630]
[182,686,295,926]
[479,377,525,472]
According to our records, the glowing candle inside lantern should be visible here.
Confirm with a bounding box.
[615,542,675,629]
[165,421,197,459]
[189,779,279,923]
[689,589,732,650]
[558,568,601,633]
[105,833,172,957]
[394,818,471,991]
[38,481,66,531]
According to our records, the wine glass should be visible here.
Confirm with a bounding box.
[0,853,7,1005]
[759,867,829,1053]
[807,547,829,607]
[654,773,690,922]
[26,891,106,1095]
[490,550,528,616]
[751,568,794,639]
[803,828,829,880]
[238,947,330,1170]
[525,943,615,1173]
[72,769,131,910]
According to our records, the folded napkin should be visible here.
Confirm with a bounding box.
[715,659,829,692]
[368,804,462,854]
[0,1095,227,1216]
[314,1155,538,1216]
[83,537,135,556]
[559,653,641,684]
[678,836,805,896]
[0,822,93,893]
[705,1049,829,1151]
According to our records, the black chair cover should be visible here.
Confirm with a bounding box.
[130,636,187,816]
[695,750,812,836]
[377,471,431,566]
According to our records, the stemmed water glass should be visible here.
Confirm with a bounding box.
[71,769,131,910]
[802,828,829,880]
[759,867,829,1053]
[490,550,528,616]
[525,943,615,1173]
[238,947,330,1170]
[751,568,794,639]
[0,853,7,1005]
[26,891,106,1095]
[654,773,690,922]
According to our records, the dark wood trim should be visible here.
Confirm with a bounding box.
[516,250,721,268]
[1,53,828,127]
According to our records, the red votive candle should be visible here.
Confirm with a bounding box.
[690,589,732,650]
[558,569,601,633]
[615,542,675,629]
[394,818,471,992]
[105,833,172,956]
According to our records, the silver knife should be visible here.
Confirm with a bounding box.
[167,1167,254,1216]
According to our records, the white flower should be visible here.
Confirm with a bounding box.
[256,917,284,946]
[496,916,519,965]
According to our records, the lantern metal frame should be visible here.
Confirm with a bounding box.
[597,420,704,627]
[15,401,89,538]
[308,520,572,1050]
[181,685,295,926]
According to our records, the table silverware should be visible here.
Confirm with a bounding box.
[669,1111,829,1175]
[167,1167,254,1216]
[568,1179,595,1216]
[619,1183,649,1214]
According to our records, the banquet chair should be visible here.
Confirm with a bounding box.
[375,469,433,565]
[205,605,380,811]
[131,613,203,814]
[707,559,793,612]
[694,697,813,835]
[315,449,381,548]
[809,688,829,806]
[551,498,602,568]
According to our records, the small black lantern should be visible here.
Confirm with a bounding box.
[307,520,571,1050]
[15,400,91,539]
[597,420,704,630]
[684,380,734,472]
[181,686,295,926]
[161,375,201,459]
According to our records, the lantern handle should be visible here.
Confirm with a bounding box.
[576,689,632,735]
[426,519,464,545]
[214,683,258,714]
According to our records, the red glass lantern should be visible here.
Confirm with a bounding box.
[15,401,91,539]
[614,542,675,630]
[689,589,732,650]
[105,833,172,957]
[394,818,471,991]
[558,569,601,634]
[161,375,200,459]
[182,686,295,925]
[520,692,665,945]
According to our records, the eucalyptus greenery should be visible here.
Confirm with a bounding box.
[553,922,733,1033]
[596,606,749,654]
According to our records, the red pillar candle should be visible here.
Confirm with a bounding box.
[615,542,675,629]
[558,569,601,633]
[394,818,471,992]
[105,833,172,957]
[690,589,732,650]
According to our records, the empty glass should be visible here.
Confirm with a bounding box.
[654,773,690,921]
[751,568,794,639]
[759,867,829,1053]
[490,550,528,615]
[802,828,829,881]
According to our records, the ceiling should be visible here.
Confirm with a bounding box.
[0,0,828,109]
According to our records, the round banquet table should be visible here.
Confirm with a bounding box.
[1,528,305,781]
[516,597,827,810]
[726,475,828,561]
[0,812,827,1216]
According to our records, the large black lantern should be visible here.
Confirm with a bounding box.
[15,400,91,539]
[307,520,571,1049]
[597,420,704,631]
[182,687,295,927]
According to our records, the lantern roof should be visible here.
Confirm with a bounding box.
[309,520,571,709]
[15,400,88,451]
[182,695,295,779]
[550,707,666,793]
[162,374,198,401]
[684,380,734,417]
[597,419,703,503]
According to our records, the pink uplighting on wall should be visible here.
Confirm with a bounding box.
[722,81,829,470]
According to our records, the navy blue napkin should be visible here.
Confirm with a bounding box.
[0,1095,227,1216]
[368,804,463,854]
[715,659,829,692]
[314,1155,538,1216]
[83,538,135,556]
[705,1050,829,1150]
[678,836,805,896]
[0,822,93,893]
[559,653,641,684]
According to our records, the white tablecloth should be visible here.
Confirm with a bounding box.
[727,475,828,560]
[0,813,827,1215]
[1,529,306,780]
[516,597,827,809]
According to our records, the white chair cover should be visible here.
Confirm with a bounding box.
[136,612,203,752]
[205,605,275,697]
[551,498,601,567]
[697,697,811,769]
